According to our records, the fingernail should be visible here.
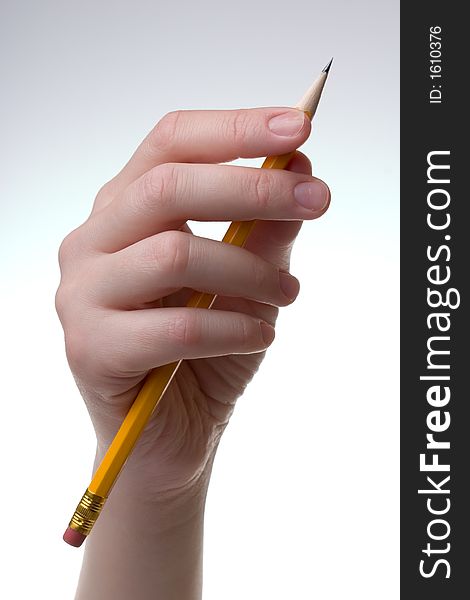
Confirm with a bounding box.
[260,321,275,346]
[279,271,300,301]
[268,111,306,137]
[294,180,330,211]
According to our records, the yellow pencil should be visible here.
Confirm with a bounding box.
[63,59,332,547]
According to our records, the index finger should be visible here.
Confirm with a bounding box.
[94,107,311,210]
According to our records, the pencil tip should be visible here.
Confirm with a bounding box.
[322,58,333,74]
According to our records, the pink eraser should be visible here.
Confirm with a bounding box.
[63,527,86,547]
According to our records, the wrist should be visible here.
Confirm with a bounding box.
[76,449,207,599]
[92,443,212,534]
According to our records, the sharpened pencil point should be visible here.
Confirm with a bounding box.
[322,58,333,74]
[294,60,332,117]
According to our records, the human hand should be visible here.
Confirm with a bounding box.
[55,107,331,502]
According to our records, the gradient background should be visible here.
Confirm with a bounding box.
[1,1,399,597]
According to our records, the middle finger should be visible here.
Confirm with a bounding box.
[85,162,330,253]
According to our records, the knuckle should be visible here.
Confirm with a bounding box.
[137,163,177,214]
[54,287,64,318]
[250,256,270,291]
[156,162,179,207]
[58,233,77,269]
[238,317,256,350]
[148,110,182,154]
[138,165,166,213]
[155,230,191,276]
[63,327,92,374]
[230,110,255,150]
[54,280,87,322]
[239,317,250,344]
[92,180,117,212]
[252,169,272,210]
[138,167,163,213]
[168,312,201,347]
[54,284,69,319]
[63,316,115,379]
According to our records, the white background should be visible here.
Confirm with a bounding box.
[1,1,399,597]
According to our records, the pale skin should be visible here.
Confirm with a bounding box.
[55,106,331,599]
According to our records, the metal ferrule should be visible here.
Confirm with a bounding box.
[68,489,107,536]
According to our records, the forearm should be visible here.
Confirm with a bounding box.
[74,448,209,600]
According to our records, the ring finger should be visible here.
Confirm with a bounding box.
[89,230,300,309]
